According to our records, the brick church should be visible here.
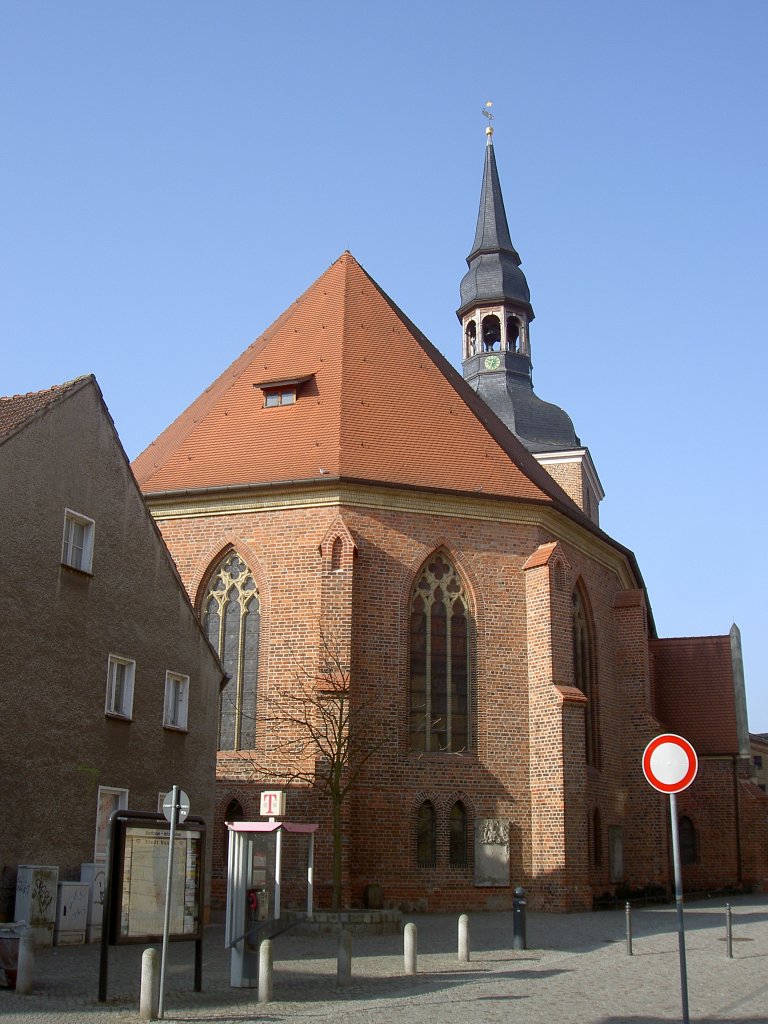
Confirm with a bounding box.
[132,125,767,912]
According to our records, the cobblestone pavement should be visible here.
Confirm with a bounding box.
[2,894,767,1023]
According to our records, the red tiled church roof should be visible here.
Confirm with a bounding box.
[0,377,89,442]
[650,635,739,755]
[132,253,579,510]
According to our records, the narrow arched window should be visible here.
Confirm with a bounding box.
[592,808,602,866]
[573,585,599,767]
[679,816,697,865]
[465,319,477,356]
[416,801,436,867]
[409,553,470,752]
[449,801,468,867]
[481,314,501,351]
[331,537,343,572]
[203,552,260,750]
[506,315,520,353]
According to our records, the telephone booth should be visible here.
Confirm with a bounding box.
[224,820,318,987]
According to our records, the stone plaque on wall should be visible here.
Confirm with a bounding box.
[474,819,510,887]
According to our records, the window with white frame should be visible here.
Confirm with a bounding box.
[105,655,135,719]
[61,509,95,572]
[94,786,128,861]
[164,671,189,730]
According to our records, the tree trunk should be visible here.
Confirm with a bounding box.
[331,794,343,910]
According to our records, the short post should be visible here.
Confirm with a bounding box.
[258,939,273,1003]
[725,904,733,959]
[139,948,160,1020]
[337,929,352,986]
[625,901,633,956]
[458,913,470,962]
[15,926,35,995]
[512,886,527,951]
[404,922,417,976]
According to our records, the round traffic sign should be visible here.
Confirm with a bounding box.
[162,788,190,824]
[642,734,698,794]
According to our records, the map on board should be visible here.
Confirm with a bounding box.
[118,827,202,940]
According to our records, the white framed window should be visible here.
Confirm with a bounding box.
[164,671,189,730]
[106,655,135,719]
[94,786,128,861]
[61,509,95,572]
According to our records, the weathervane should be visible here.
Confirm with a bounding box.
[481,100,494,140]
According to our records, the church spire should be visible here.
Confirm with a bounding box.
[458,109,604,524]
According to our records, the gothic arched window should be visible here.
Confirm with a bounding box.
[572,585,599,767]
[449,801,468,867]
[203,552,260,750]
[409,553,470,752]
[416,800,436,867]
[679,816,697,865]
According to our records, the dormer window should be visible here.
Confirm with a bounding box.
[264,388,296,408]
[254,374,313,409]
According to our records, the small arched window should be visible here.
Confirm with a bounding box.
[449,801,468,867]
[409,553,470,752]
[679,816,697,865]
[481,314,501,351]
[416,801,437,867]
[573,585,599,767]
[506,316,520,353]
[465,320,477,356]
[203,552,260,750]
[591,807,602,866]
[331,537,343,572]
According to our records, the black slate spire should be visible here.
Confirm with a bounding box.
[458,131,533,319]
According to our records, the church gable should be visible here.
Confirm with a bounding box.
[133,253,581,513]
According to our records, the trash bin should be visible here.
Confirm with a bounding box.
[0,924,23,988]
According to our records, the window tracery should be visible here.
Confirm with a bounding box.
[203,552,260,750]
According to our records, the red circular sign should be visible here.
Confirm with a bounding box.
[642,734,698,794]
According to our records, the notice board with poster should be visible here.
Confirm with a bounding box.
[107,815,205,945]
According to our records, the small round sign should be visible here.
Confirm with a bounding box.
[642,734,698,794]
[162,788,190,824]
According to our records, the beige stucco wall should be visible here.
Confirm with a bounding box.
[0,379,222,919]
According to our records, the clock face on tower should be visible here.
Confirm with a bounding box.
[484,354,501,370]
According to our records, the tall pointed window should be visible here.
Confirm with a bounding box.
[573,585,599,767]
[416,801,436,867]
[449,801,468,867]
[409,553,470,752]
[203,552,260,750]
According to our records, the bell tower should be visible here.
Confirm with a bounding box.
[459,107,604,523]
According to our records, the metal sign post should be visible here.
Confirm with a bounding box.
[158,787,190,1019]
[642,734,698,1024]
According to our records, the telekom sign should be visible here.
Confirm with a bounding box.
[642,734,698,794]
[259,790,286,817]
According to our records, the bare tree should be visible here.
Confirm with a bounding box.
[235,633,382,910]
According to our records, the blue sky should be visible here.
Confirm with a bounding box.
[3,1,767,728]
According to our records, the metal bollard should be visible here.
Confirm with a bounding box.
[625,902,633,956]
[458,913,470,962]
[726,904,733,959]
[337,929,352,986]
[258,938,273,1003]
[15,926,35,995]
[139,948,159,1020]
[512,886,527,950]
[404,922,417,975]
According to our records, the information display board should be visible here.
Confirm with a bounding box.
[108,818,204,945]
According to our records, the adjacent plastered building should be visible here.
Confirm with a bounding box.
[0,376,224,919]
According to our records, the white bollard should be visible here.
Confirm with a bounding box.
[139,947,159,1020]
[404,922,417,976]
[337,929,352,986]
[15,926,35,995]
[258,938,273,1003]
[458,914,470,963]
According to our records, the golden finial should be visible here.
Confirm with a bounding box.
[481,100,494,141]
